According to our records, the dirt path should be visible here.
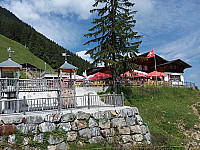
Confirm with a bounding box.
[191,103,200,128]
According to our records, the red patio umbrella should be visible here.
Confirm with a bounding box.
[132,72,146,78]
[89,72,112,80]
[147,71,165,77]
[123,71,133,77]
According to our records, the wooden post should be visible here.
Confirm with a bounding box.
[0,69,1,100]
[23,96,26,115]
[113,92,116,107]
[121,92,124,106]
[88,93,90,109]
[59,70,63,112]
[69,70,71,88]
[16,69,20,112]
[0,79,1,100]
[74,70,77,108]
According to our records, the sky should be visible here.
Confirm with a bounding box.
[0,0,200,88]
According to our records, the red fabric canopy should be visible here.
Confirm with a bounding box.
[124,71,132,76]
[121,71,146,78]
[132,72,146,78]
[121,71,133,77]
[147,71,165,77]
[89,72,112,80]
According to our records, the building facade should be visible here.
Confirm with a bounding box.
[134,52,192,84]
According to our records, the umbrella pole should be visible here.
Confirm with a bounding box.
[153,50,158,85]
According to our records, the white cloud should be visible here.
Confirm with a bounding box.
[132,0,154,17]
[76,50,105,67]
[0,0,95,49]
[2,0,40,21]
[2,0,94,20]
[134,0,200,39]
[76,50,93,63]
[189,74,198,79]
[157,30,200,61]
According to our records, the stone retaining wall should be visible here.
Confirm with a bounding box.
[0,107,150,149]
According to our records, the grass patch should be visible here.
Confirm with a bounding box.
[0,34,52,70]
[116,86,200,146]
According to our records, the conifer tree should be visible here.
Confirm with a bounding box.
[84,0,142,92]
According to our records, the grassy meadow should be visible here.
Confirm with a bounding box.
[117,86,200,147]
[0,34,52,70]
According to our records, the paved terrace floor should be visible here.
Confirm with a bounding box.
[0,106,131,118]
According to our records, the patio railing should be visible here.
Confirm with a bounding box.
[0,93,124,115]
[0,78,77,93]
[19,79,60,91]
[76,80,196,89]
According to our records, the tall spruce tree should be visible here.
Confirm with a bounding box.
[84,0,142,92]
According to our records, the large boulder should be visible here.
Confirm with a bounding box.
[56,142,68,150]
[8,134,15,144]
[92,111,104,120]
[16,123,37,134]
[140,125,149,135]
[90,127,100,137]
[25,116,43,124]
[1,116,22,124]
[132,134,143,142]
[100,128,115,137]
[67,131,77,142]
[88,118,98,128]
[118,127,130,135]
[47,145,57,150]
[44,113,62,123]
[76,111,90,120]
[23,137,30,145]
[123,143,132,150]
[135,115,143,125]
[78,128,91,139]
[89,136,104,144]
[122,135,132,144]
[111,118,126,128]
[71,121,78,130]
[59,122,71,131]
[77,120,87,130]
[99,119,110,129]
[61,113,75,122]
[125,117,135,126]
[33,134,43,143]
[130,125,142,134]
[104,111,113,120]
[39,122,55,132]
[144,132,151,144]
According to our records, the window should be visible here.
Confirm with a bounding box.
[2,71,14,78]
[170,75,180,81]
[138,65,142,70]
[144,65,147,71]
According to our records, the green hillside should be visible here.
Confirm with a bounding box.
[116,86,200,148]
[0,6,92,74]
[0,34,52,70]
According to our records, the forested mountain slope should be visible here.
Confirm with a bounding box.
[0,6,92,74]
[0,34,52,70]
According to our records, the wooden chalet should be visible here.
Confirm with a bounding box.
[0,54,22,79]
[0,49,22,100]
[134,52,192,83]
[86,67,112,76]
[21,63,43,71]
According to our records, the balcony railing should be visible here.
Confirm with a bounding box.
[0,93,124,115]
[0,78,77,93]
